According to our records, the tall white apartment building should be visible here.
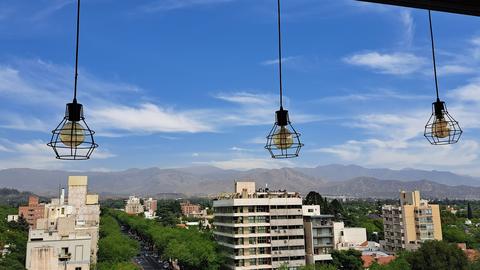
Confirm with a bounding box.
[25,176,100,270]
[213,182,306,270]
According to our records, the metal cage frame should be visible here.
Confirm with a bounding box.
[47,102,98,160]
[424,100,462,145]
[265,109,303,159]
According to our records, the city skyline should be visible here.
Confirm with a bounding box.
[1,1,480,175]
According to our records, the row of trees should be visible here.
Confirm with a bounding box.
[111,209,225,270]
[96,210,140,270]
[0,206,28,270]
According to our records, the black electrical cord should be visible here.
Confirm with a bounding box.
[428,10,440,101]
[277,0,283,109]
[73,0,80,102]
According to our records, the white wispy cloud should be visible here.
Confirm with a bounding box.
[312,74,480,175]
[92,103,215,134]
[138,0,234,13]
[344,52,427,75]
[196,157,294,170]
[316,89,430,103]
[0,60,322,138]
[399,10,414,47]
[0,139,115,170]
[260,56,299,66]
[437,65,475,76]
[215,92,272,105]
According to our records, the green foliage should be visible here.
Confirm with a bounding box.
[468,260,480,270]
[468,203,474,220]
[111,209,224,270]
[97,210,139,270]
[97,262,140,270]
[157,200,181,226]
[332,249,363,270]
[311,264,337,270]
[0,205,28,270]
[403,240,469,270]
[101,198,126,209]
[369,257,410,270]
[442,225,475,248]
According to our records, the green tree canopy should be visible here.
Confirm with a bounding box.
[332,249,363,270]
[403,240,469,270]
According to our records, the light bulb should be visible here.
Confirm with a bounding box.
[432,117,450,138]
[273,126,293,150]
[59,121,85,147]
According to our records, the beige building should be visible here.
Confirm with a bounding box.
[382,191,442,253]
[125,196,144,215]
[25,176,100,270]
[213,182,305,270]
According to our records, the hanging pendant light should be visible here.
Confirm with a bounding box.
[48,0,98,160]
[265,0,303,159]
[424,10,462,145]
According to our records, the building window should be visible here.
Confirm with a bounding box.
[75,268,81,270]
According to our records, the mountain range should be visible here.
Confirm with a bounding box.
[0,164,479,199]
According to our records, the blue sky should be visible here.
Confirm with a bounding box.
[1,0,480,174]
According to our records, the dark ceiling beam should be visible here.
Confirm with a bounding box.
[357,0,480,17]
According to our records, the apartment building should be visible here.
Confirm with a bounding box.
[382,191,442,253]
[25,176,100,270]
[180,201,202,216]
[125,196,144,215]
[213,182,306,270]
[18,195,45,229]
[303,205,335,264]
[144,198,157,213]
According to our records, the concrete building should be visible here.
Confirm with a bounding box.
[18,195,45,228]
[333,223,367,250]
[125,196,144,215]
[213,181,305,270]
[180,201,202,216]
[144,197,157,213]
[382,191,442,253]
[25,176,100,270]
[303,205,335,265]
[7,214,19,222]
[303,205,367,265]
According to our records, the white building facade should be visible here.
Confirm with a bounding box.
[213,182,306,270]
[25,176,100,270]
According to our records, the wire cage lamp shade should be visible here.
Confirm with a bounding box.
[424,100,462,145]
[264,0,304,159]
[48,102,98,160]
[423,10,462,145]
[265,109,303,159]
[47,0,98,159]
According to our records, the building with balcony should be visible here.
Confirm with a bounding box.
[213,181,305,270]
[382,191,442,253]
[18,195,45,229]
[180,201,202,216]
[303,206,335,265]
[25,176,100,270]
[125,196,144,215]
